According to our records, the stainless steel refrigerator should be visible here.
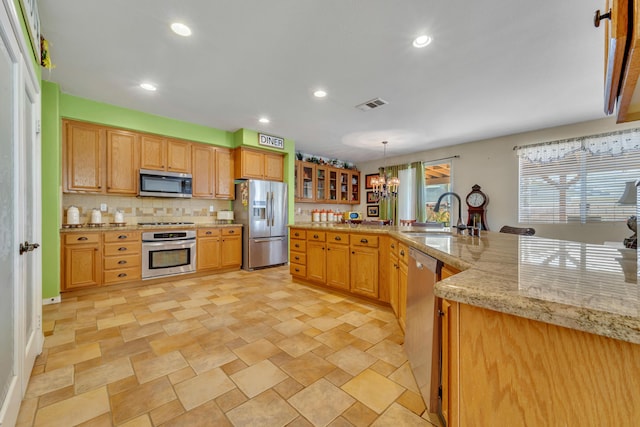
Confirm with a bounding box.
[233,180,288,270]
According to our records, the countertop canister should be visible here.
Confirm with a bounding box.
[67,206,79,225]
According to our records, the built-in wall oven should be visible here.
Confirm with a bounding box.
[142,230,196,279]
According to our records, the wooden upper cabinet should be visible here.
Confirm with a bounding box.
[191,145,215,198]
[106,129,139,195]
[167,139,191,173]
[264,152,284,181]
[140,135,166,171]
[140,136,191,173]
[215,147,235,199]
[63,120,105,193]
[234,147,284,181]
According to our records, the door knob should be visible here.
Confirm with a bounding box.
[19,241,40,255]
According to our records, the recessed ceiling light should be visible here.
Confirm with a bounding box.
[140,83,157,91]
[412,35,432,48]
[171,22,192,37]
[259,117,270,124]
[313,90,327,98]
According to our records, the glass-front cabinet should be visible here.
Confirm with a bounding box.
[295,160,360,204]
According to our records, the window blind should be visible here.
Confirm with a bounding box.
[517,130,640,224]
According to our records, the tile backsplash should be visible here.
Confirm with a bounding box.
[62,194,233,225]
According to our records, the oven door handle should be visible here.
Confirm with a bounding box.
[142,239,195,246]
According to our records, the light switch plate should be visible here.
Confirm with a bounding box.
[100,203,107,212]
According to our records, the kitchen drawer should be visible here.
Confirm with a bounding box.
[104,267,141,284]
[104,254,141,270]
[290,263,306,277]
[351,234,379,248]
[291,240,306,251]
[198,228,221,237]
[388,238,399,256]
[291,229,306,239]
[64,232,101,245]
[398,242,409,265]
[104,241,140,256]
[307,231,326,242]
[290,252,306,265]
[222,227,241,236]
[327,232,349,245]
[103,231,140,243]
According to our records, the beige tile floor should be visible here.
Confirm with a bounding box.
[17,266,442,427]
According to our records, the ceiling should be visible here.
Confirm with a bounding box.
[38,0,607,164]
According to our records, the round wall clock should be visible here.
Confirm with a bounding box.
[466,184,489,230]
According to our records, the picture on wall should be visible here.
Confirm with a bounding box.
[365,174,379,189]
[367,205,379,217]
[366,191,379,204]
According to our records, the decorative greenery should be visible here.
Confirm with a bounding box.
[298,151,358,170]
[40,36,55,70]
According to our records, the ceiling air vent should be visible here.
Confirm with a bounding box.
[355,97,388,111]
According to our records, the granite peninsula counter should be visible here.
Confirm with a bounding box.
[290,223,640,345]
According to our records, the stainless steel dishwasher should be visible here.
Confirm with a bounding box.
[406,247,442,413]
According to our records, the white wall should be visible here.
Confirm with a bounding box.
[357,117,639,245]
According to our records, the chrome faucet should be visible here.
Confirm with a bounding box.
[434,192,467,234]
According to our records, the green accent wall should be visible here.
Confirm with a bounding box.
[41,82,61,299]
[41,86,296,297]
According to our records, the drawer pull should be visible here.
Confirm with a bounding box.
[229,230,235,234]
[294,256,300,261]
[294,232,300,237]
[400,249,405,256]
[118,260,127,265]
[118,235,127,239]
[118,273,127,278]
[295,243,300,248]
[360,238,368,244]
[391,243,395,249]
[334,236,341,241]
[118,247,127,251]
[77,236,88,241]
[206,231,212,235]
[295,268,300,272]
[313,234,319,239]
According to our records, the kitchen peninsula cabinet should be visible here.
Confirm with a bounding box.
[61,232,102,291]
[397,242,409,331]
[326,231,349,290]
[63,120,104,193]
[306,231,327,283]
[350,234,379,299]
[234,147,284,181]
[388,238,399,317]
[290,229,307,278]
[140,136,191,173]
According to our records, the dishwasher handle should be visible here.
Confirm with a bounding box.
[408,247,440,273]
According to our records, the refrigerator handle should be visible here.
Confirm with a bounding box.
[270,191,275,226]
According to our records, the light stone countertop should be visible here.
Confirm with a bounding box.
[290,223,640,345]
[60,223,242,233]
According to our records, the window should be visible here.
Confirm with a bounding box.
[517,129,640,224]
[424,161,452,224]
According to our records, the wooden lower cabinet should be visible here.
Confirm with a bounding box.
[442,301,640,426]
[326,232,349,290]
[62,232,102,291]
[197,228,221,270]
[306,240,326,283]
[220,227,242,268]
[388,238,399,317]
[290,229,307,278]
[103,231,141,285]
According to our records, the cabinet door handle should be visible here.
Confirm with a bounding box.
[360,238,368,244]
[391,244,395,249]
[351,251,355,255]
[118,260,127,265]
[334,236,341,241]
[400,249,405,256]
[118,235,127,239]
[78,236,88,241]
[118,247,127,251]
[118,273,127,278]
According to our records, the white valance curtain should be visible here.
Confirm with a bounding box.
[515,128,640,163]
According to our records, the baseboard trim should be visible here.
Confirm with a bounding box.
[42,295,61,305]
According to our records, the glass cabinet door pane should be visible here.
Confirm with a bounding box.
[316,167,326,201]
[329,170,337,201]
[302,164,314,200]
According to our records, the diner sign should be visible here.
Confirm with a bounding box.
[258,133,284,149]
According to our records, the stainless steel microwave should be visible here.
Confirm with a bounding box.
[139,169,192,198]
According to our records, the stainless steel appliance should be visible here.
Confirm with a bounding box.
[142,230,196,279]
[406,247,442,414]
[139,169,192,198]
[233,180,288,270]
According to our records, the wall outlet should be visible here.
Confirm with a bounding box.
[100,203,107,212]
[209,205,214,213]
